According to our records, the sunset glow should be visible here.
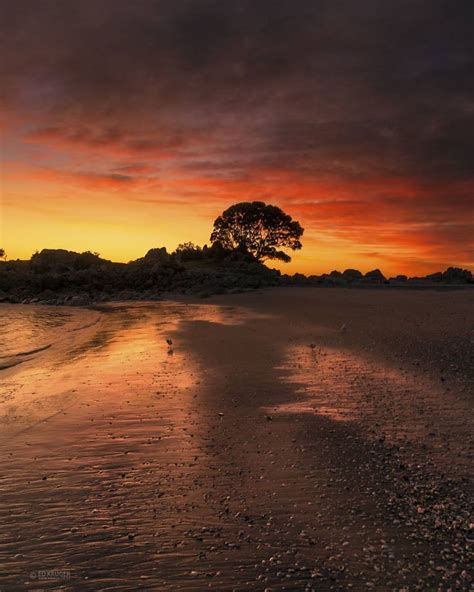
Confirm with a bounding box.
[1,1,472,276]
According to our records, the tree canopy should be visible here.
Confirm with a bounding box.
[210,202,304,263]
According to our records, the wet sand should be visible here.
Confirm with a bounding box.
[0,288,472,590]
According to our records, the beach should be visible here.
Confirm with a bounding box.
[0,288,472,590]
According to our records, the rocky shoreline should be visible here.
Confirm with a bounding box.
[0,248,472,306]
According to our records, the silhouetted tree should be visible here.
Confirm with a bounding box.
[175,242,203,261]
[210,201,303,262]
[0,248,6,260]
[176,242,199,252]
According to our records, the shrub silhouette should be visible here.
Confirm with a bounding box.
[210,201,304,263]
[30,249,103,272]
[175,242,203,261]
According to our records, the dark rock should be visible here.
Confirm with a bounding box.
[342,269,363,281]
[409,267,472,284]
[425,271,444,282]
[37,289,57,301]
[320,274,346,286]
[31,249,105,272]
[142,247,170,263]
[441,267,472,284]
[292,273,307,284]
[364,269,386,283]
[67,294,91,307]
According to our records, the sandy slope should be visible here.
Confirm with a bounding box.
[0,288,472,591]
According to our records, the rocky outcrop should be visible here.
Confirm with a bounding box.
[0,250,471,306]
[342,269,364,282]
[437,267,472,283]
[408,267,472,285]
[363,269,386,283]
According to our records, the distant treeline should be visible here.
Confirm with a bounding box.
[0,245,472,306]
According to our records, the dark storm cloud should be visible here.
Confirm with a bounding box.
[1,0,472,181]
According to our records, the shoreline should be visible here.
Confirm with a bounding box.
[0,280,473,310]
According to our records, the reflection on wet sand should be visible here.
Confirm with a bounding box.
[0,301,277,590]
[0,298,472,591]
[0,302,269,435]
[273,345,473,475]
[0,305,101,371]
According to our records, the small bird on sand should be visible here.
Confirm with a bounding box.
[166,338,173,353]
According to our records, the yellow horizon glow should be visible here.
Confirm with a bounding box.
[2,164,472,278]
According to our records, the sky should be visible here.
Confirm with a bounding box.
[1,0,473,276]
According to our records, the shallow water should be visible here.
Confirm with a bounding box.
[0,304,101,369]
[0,302,267,436]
